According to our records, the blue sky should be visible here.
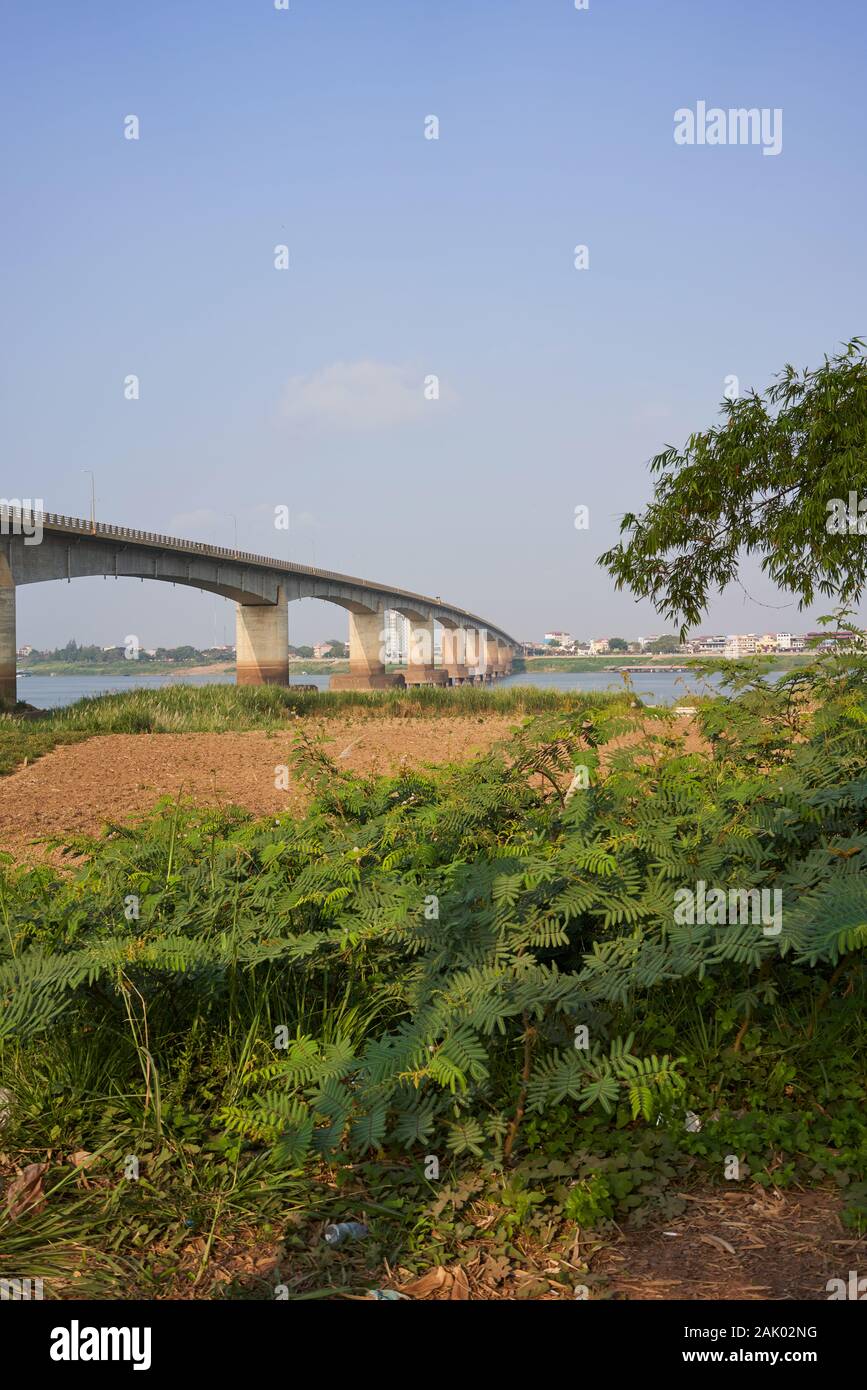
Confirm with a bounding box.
[3,0,866,649]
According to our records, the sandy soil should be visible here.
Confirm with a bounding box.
[167,661,235,676]
[0,717,517,861]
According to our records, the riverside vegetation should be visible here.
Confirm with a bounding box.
[0,645,865,1297]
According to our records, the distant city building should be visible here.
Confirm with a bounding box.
[589,638,610,654]
[384,611,409,663]
[685,631,813,657]
[313,642,335,658]
[16,644,33,657]
[684,635,726,655]
[723,634,757,659]
[544,631,574,647]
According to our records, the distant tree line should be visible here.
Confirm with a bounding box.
[21,640,234,666]
[21,638,351,665]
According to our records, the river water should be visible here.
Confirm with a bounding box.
[17,667,734,711]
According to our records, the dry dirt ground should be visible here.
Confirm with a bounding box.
[585,1188,864,1302]
[0,717,517,862]
[0,713,709,865]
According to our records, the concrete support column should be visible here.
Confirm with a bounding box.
[485,634,499,682]
[405,617,447,685]
[0,556,15,707]
[348,609,386,676]
[497,641,513,677]
[463,629,485,683]
[441,627,469,684]
[330,608,399,690]
[236,586,288,686]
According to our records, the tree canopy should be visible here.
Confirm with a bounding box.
[599,340,867,634]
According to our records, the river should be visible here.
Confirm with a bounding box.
[16,667,736,710]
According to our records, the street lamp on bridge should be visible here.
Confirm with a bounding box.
[82,471,96,533]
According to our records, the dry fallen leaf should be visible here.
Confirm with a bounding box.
[700,1233,737,1256]
[399,1265,451,1299]
[6,1162,48,1220]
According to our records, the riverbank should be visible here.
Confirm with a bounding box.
[17,659,236,677]
[16,658,353,677]
[515,653,811,673]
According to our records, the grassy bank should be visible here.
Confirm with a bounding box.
[18,661,233,677]
[18,659,352,676]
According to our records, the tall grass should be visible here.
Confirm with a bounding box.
[9,681,634,733]
[50,681,636,729]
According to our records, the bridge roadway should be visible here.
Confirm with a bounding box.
[0,507,518,702]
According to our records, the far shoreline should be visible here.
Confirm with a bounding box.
[15,652,810,679]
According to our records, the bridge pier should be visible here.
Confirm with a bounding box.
[485,635,500,682]
[0,558,15,706]
[441,627,469,684]
[405,618,448,686]
[235,587,289,686]
[330,608,400,690]
[462,629,485,684]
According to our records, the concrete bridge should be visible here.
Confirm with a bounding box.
[0,507,518,704]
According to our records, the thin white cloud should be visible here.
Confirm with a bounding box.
[279,361,441,431]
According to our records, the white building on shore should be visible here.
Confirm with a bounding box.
[723,634,757,659]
